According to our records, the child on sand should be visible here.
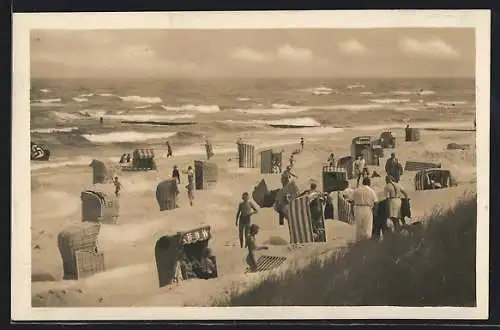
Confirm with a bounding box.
[246,224,268,272]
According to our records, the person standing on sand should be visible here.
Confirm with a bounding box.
[182,166,195,206]
[352,177,378,241]
[100,117,104,125]
[172,165,181,184]
[166,140,173,158]
[353,155,365,188]
[235,192,259,248]
[300,137,305,151]
[246,224,268,272]
[327,152,336,168]
[384,175,409,232]
[126,153,131,163]
[385,152,403,183]
[112,175,122,197]
[281,165,298,187]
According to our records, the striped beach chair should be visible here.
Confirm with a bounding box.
[238,143,255,168]
[337,192,355,225]
[287,195,315,244]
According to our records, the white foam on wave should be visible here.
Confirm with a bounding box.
[161,104,220,113]
[220,117,321,127]
[301,86,337,96]
[233,106,308,115]
[360,92,374,96]
[105,113,195,121]
[237,97,251,101]
[347,84,365,89]
[418,90,435,95]
[82,131,177,144]
[40,89,50,94]
[316,104,384,111]
[119,95,163,104]
[266,126,345,136]
[51,111,82,121]
[79,109,107,118]
[31,156,93,171]
[265,117,321,127]
[369,98,411,104]
[391,90,436,96]
[394,106,420,111]
[98,93,114,97]
[31,126,79,134]
[31,102,65,108]
[78,93,94,97]
[425,101,469,108]
[135,105,152,109]
[37,98,62,103]
[72,97,88,102]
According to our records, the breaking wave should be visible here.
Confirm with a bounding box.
[51,111,82,121]
[233,104,308,115]
[317,104,384,111]
[119,95,163,104]
[31,156,93,171]
[104,113,195,121]
[72,97,88,102]
[79,109,108,118]
[347,84,365,89]
[36,98,62,103]
[236,97,251,101]
[360,92,374,96]
[40,89,51,94]
[369,98,411,104]
[82,131,178,144]
[31,126,80,134]
[78,93,94,97]
[220,117,321,127]
[98,93,115,97]
[135,105,152,109]
[161,104,220,113]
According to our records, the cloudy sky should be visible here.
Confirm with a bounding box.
[30,28,475,79]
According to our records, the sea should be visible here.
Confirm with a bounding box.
[30,77,475,171]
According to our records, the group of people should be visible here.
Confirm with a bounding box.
[178,247,217,281]
[119,153,132,164]
[170,164,195,206]
[234,192,269,272]
[340,152,409,241]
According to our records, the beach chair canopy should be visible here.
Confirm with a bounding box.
[155,226,212,287]
[414,168,457,191]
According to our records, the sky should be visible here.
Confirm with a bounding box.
[30,28,475,79]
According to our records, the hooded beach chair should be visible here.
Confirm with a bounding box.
[238,143,255,168]
[194,160,218,190]
[156,179,180,211]
[154,226,217,287]
[30,142,51,161]
[81,184,120,224]
[414,168,457,191]
[287,194,327,244]
[57,222,104,280]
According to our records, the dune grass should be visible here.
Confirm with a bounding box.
[217,193,477,306]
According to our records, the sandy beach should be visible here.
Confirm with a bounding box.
[30,124,476,307]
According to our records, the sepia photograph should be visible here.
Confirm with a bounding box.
[12,10,490,320]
